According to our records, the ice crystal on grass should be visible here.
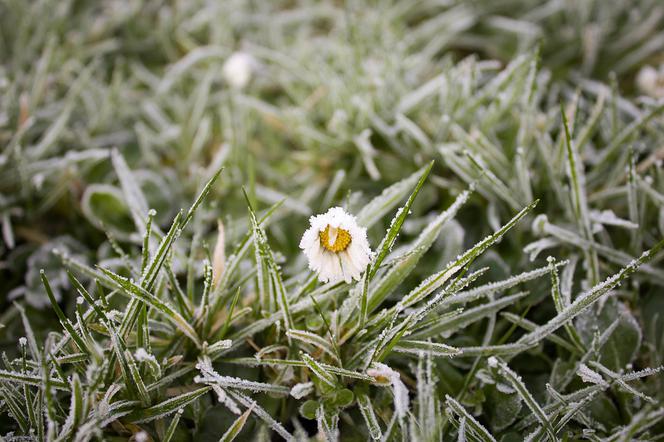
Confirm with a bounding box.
[577,364,609,388]
[290,382,314,400]
[195,357,290,395]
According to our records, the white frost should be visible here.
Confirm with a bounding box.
[368,362,409,419]
[290,382,314,399]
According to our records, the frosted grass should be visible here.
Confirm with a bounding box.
[1,1,664,440]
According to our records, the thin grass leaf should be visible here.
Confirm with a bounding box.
[595,101,664,171]
[355,269,370,329]
[141,209,156,275]
[375,315,414,363]
[140,209,183,290]
[400,199,539,309]
[118,209,184,341]
[163,409,185,442]
[14,302,40,362]
[369,186,471,312]
[220,405,254,442]
[547,257,585,352]
[19,340,38,433]
[413,266,489,322]
[606,407,664,442]
[518,239,664,346]
[627,149,642,254]
[450,261,566,306]
[393,339,461,357]
[370,161,434,279]
[412,291,529,339]
[316,404,339,442]
[465,150,521,210]
[552,389,598,433]
[501,312,578,354]
[0,369,68,390]
[58,373,85,441]
[588,361,656,404]
[287,329,338,363]
[496,359,556,440]
[301,352,337,388]
[182,166,224,228]
[357,393,382,440]
[129,386,211,423]
[1,384,29,433]
[445,395,497,442]
[575,91,605,152]
[125,350,150,405]
[107,323,140,400]
[40,270,90,355]
[100,267,201,347]
[357,163,431,228]
[561,104,600,285]
[227,390,293,441]
[537,219,664,284]
[195,357,290,395]
[111,149,150,234]
[244,189,294,331]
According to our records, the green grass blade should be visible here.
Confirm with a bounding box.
[369,161,434,279]
[219,406,254,442]
[129,386,211,423]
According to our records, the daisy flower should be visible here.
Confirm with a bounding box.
[222,51,255,90]
[636,64,664,99]
[299,207,372,283]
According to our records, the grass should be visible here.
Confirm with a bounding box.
[1,0,664,440]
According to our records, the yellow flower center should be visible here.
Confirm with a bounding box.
[319,225,351,252]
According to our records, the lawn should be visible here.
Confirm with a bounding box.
[1,1,664,440]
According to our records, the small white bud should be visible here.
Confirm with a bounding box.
[636,65,664,98]
[223,52,255,89]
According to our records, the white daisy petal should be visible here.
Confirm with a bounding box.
[299,206,372,284]
[342,252,361,281]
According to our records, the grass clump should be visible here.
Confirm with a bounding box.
[2,0,664,440]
